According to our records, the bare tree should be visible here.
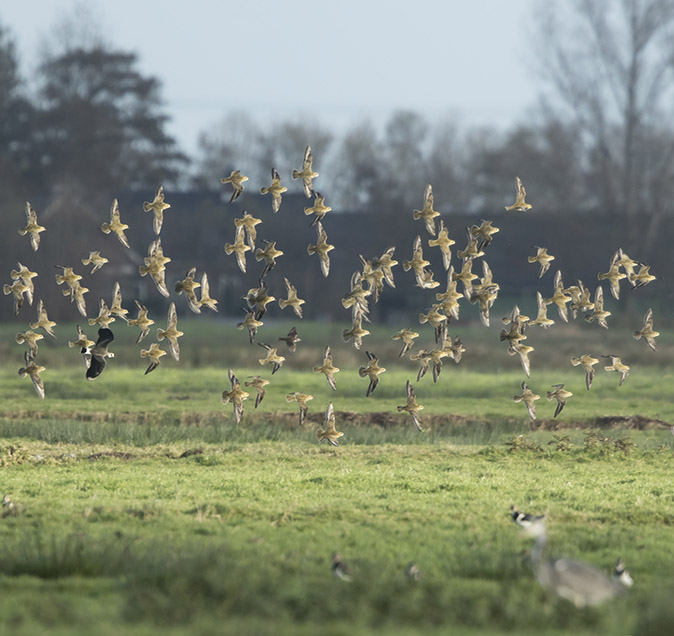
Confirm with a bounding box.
[534,0,674,253]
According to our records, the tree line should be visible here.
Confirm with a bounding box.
[1,1,673,322]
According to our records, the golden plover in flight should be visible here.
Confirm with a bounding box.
[143,185,171,234]
[292,145,319,198]
[221,170,249,203]
[18,201,45,251]
[570,353,599,391]
[157,302,183,361]
[260,167,287,212]
[18,350,45,399]
[317,402,343,446]
[505,176,532,211]
[101,198,130,248]
[513,381,539,420]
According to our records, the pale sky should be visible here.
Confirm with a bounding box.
[1,0,538,157]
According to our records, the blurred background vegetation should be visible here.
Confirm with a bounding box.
[1,1,674,326]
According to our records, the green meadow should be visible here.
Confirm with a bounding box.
[1,318,673,635]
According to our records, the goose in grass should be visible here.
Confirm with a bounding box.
[10,262,37,306]
[358,351,386,397]
[140,342,166,375]
[629,262,656,288]
[174,267,202,315]
[303,191,332,227]
[222,370,249,424]
[529,526,633,608]
[224,225,251,274]
[234,210,263,250]
[101,198,130,248]
[392,328,419,358]
[598,251,626,300]
[313,345,340,391]
[317,402,343,446]
[504,176,532,211]
[30,299,57,339]
[244,376,269,409]
[88,298,115,329]
[143,185,171,234]
[260,168,287,213]
[570,354,599,391]
[221,170,249,203]
[157,302,183,362]
[508,342,534,378]
[109,282,129,322]
[331,552,352,581]
[278,326,301,354]
[197,272,218,313]
[258,342,285,374]
[3,278,29,316]
[85,327,115,380]
[18,201,46,251]
[15,330,44,358]
[286,392,313,427]
[528,246,555,279]
[237,308,263,345]
[510,505,546,537]
[412,183,440,236]
[469,219,500,251]
[128,301,154,344]
[81,251,108,275]
[584,286,610,329]
[307,220,334,278]
[397,380,424,431]
[255,240,284,279]
[292,145,319,198]
[513,381,539,421]
[633,307,659,352]
[18,350,45,399]
[546,384,573,418]
[602,355,630,386]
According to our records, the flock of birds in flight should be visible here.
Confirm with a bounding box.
[5,146,660,441]
[4,145,663,609]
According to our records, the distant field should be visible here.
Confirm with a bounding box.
[1,319,673,635]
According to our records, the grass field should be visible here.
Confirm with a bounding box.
[1,318,673,635]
